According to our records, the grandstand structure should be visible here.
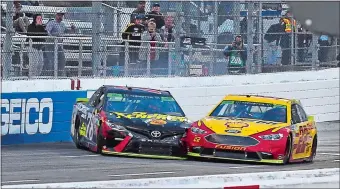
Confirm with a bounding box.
[1,1,339,79]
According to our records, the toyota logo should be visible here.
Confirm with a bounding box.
[150,130,162,138]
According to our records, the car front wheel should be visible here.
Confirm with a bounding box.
[282,135,292,164]
[96,125,105,154]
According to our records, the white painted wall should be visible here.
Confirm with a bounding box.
[2,68,339,122]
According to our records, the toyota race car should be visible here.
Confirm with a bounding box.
[182,94,318,164]
[71,85,191,159]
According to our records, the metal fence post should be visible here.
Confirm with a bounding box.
[92,1,102,77]
[174,1,183,76]
[146,44,151,77]
[336,38,339,63]
[257,1,263,74]
[311,34,319,70]
[78,39,83,77]
[28,38,33,78]
[117,1,124,38]
[233,1,241,35]
[167,43,172,77]
[212,0,218,76]
[3,0,14,78]
[54,39,58,78]
[102,40,107,77]
[290,15,295,65]
[20,39,25,77]
[124,41,129,76]
[246,2,254,74]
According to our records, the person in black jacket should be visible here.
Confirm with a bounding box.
[130,1,146,23]
[121,14,145,64]
[26,14,48,77]
[264,23,283,65]
[145,3,164,30]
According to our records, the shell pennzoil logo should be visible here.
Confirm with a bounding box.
[215,144,246,151]
[225,121,249,129]
[149,119,167,125]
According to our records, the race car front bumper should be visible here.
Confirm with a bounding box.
[186,151,284,164]
[184,133,287,164]
[102,132,187,160]
[102,149,186,160]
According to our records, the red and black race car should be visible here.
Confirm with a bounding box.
[70,85,191,159]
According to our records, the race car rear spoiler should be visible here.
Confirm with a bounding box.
[76,98,89,103]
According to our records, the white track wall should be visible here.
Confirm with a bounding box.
[2,68,339,122]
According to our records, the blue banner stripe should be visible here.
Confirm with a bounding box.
[1,91,87,145]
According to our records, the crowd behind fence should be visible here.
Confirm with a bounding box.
[1,1,339,80]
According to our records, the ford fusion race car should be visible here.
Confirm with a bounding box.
[182,94,318,164]
[71,85,191,159]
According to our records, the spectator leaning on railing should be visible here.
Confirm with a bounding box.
[26,14,48,77]
[121,14,145,65]
[139,21,163,75]
[44,10,76,76]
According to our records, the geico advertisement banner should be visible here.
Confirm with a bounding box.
[1,91,87,145]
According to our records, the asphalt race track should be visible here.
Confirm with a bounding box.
[1,122,339,186]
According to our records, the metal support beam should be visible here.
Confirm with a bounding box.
[3,0,14,78]
[92,1,102,77]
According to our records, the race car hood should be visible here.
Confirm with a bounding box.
[201,116,290,136]
[107,111,191,134]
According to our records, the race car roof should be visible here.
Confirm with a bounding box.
[103,85,171,96]
[223,94,292,105]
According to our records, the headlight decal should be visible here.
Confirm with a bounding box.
[191,127,207,134]
[105,121,127,132]
[259,133,283,140]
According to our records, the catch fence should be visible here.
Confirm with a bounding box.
[1,1,339,80]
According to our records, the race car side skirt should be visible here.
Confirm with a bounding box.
[187,152,284,164]
[101,150,187,160]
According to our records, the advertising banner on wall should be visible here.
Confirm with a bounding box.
[1,91,87,145]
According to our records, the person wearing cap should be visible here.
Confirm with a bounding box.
[223,35,247,74]
[130,1,146,23]
[44,10,76,76]
[121,14,145,65]
[279,11,297,65]
[145,3,165,29]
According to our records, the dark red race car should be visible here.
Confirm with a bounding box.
[70,85,191,159]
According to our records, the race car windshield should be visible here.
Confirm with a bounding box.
[104,92,185,117]
[210,100,287,123]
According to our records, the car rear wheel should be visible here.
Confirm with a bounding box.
[306,135,317,162]
[74,118,82,149]
[283,135,292,164]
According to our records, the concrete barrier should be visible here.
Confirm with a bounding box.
[2,168,339,188]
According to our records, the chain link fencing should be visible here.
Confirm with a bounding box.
[1,1,339,80]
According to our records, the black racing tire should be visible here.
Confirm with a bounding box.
[282,134,293,164]
[96,125,105,154]
[74,117,82,149]
[307,135,318,162]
